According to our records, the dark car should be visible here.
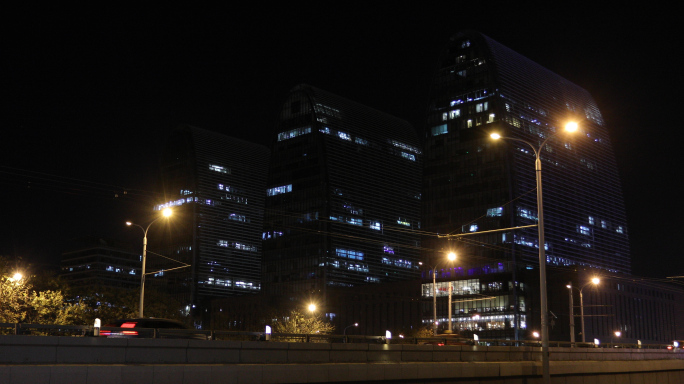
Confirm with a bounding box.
[100,318,207,339]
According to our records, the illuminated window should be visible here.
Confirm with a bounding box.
[277,126,311,141]
[209,164,230,174]
[369,221,381,230]
[401,152,416,161]
[487,207,503,217]
[338,131,351,141]
[467,119,473,128]
[517,207,537,220]
[449,109,461,119]
[382,257,412,269]
[390,140,421,154]
[431,124,448,136]
[578,226,591,235]
[488,113,495,123]
[336,248,364,260]
[218,241,258,252]
[262,231,283,239]
[267,184,292,196]
[228,213,248,222]
[442,112,448,121]
[588,216,595,225]
[354,137,368,146]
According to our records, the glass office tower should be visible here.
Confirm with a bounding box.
[422,31,630,336]
[263,84,422,307]
[156,125,269,310]
[424,31,629,272]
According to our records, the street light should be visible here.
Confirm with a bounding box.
[9,273,23,283]
[420,251,457,336]
[491,122,577,384]
[307,303,317,314]
[567,277,600,344]
[126,207,172,318]
[613,331,621,346]
[343,322,358,343]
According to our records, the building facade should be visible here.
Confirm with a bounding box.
[156,125,269,313]
[262,84,423,312]
[420,265,684,344]
[422,31,631,337]
[60,236,140,290]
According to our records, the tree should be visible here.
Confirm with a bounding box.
[272,310,335,339]
[0,273,30,323]
[1,257,88,325]
[25,290,88,325]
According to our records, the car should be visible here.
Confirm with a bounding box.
[667,340,684,350]
[100,318,207,339]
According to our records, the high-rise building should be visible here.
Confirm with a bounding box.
[156,125,269,312]
[262,84,423,310]
[422,31,630,336]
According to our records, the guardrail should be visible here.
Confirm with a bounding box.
[0,322,675,350]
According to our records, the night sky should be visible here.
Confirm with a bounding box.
[2,5,682,279]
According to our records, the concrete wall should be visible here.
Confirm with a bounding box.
[1,336,684,383]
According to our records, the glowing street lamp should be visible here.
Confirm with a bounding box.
[126,207,172,318]
[9,273,23,283]
[308,303,317,314]
[491,121,577,384]
[567,277,600,344]
[343,322,358,343]
[421,251,456,336]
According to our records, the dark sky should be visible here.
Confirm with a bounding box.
[2,4,682,278]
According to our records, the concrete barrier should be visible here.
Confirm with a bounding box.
[2,336,684,383]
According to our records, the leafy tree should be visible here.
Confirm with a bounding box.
[25,290,88,324]
[0,273,30,323]
[272,310,335,338]
[67,285,187,325]
[1,257,87,325]
[404,325,434,338]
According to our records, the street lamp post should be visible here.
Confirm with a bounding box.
[580,277,600,343]
[566,282,575,345]
[421,252,457,336]
[491,122,577,384]
[343,322,358,343]
[447,281,453,333]
[126,208,172,318]
[567,277,599,344]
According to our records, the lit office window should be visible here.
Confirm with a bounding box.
[267,184,292,196]
[432,124,448,136]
